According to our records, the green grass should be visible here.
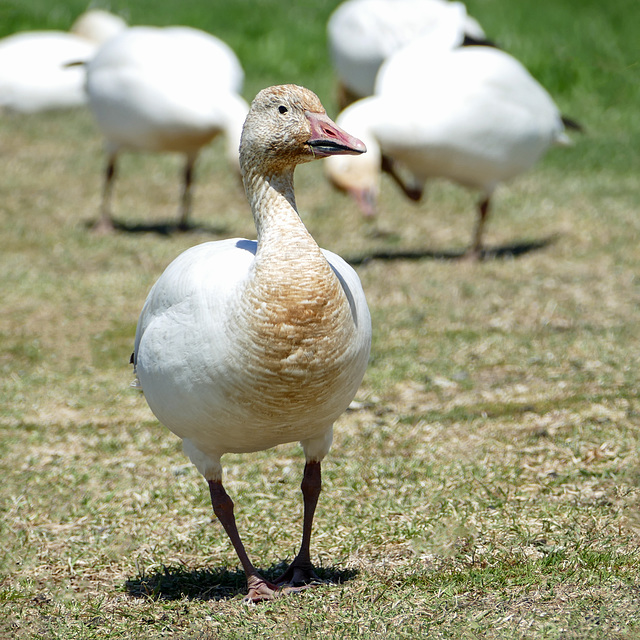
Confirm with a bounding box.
[2,0,640,638]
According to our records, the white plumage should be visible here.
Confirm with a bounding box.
[325,44,573,257]
[85,26,249,231]
[327,0,486,105]
[0,10,126,113]
[132,84,371,602]
[69,9,129,45]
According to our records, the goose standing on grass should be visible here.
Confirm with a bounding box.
[85,26,249,232]
[327,0,488,108]
[131,85,371,602]
[325,44,575,258]
[0,9,126,113]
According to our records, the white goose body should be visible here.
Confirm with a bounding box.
[135,237,369,468]
[86,26,247,156]
[327,0,485,102]
[85,26,249,230]
[133,85,370,601]
[326,45,571,255]
[379,47,567,187]
[0,10,125,113]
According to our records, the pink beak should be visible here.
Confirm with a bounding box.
[305,111,367,158]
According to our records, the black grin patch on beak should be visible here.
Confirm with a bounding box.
[307,139,365,155]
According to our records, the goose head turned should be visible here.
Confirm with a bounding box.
[132,84,370,603]
[240,84,366,199]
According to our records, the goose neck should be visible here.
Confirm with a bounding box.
[244,167,315,251]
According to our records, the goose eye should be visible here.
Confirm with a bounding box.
[278,105,288,114]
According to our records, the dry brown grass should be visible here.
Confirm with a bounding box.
[1,90,640,640]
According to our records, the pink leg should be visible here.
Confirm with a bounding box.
[208,480,281,602]
[381,155,423,202]
[92,153,117,233]
[177,154,196,230]
[465,196,491,260]
[275,461,323,587]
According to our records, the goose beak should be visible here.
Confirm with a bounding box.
[306,111,367,158]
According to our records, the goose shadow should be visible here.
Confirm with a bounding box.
[124,562,358,602]
[84,218,229,237]
[345,234,559,266]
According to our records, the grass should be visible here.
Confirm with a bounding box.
[1,0,640,638]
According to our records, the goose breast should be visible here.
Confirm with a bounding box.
[135,238,370,458]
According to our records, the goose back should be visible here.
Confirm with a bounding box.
[328,0,486,99]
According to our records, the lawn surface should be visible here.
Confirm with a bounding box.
[1,0,639,638]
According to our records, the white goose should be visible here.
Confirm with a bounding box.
[132,85,371,602]
[0,10,126,113]
[85,26,249,232]
[327,0,487,107]
[325,44,573,258]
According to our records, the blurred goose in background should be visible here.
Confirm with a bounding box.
[325,44,575,258]
[327,0,488,108]
[85,25,249,232]
[132,84,371,602]
[0,9,126,113]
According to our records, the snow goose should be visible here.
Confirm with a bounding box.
[85,26,249,232]
[131,84,371,602]
[0,10,125,113]
[327,0,487,108]
[325,44,573,258]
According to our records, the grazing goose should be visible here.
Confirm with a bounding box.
[85,26,249,232]
[0,10,125,113]
[325,45,573,258]
[132,85,371,602]
[327,0,487,108]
